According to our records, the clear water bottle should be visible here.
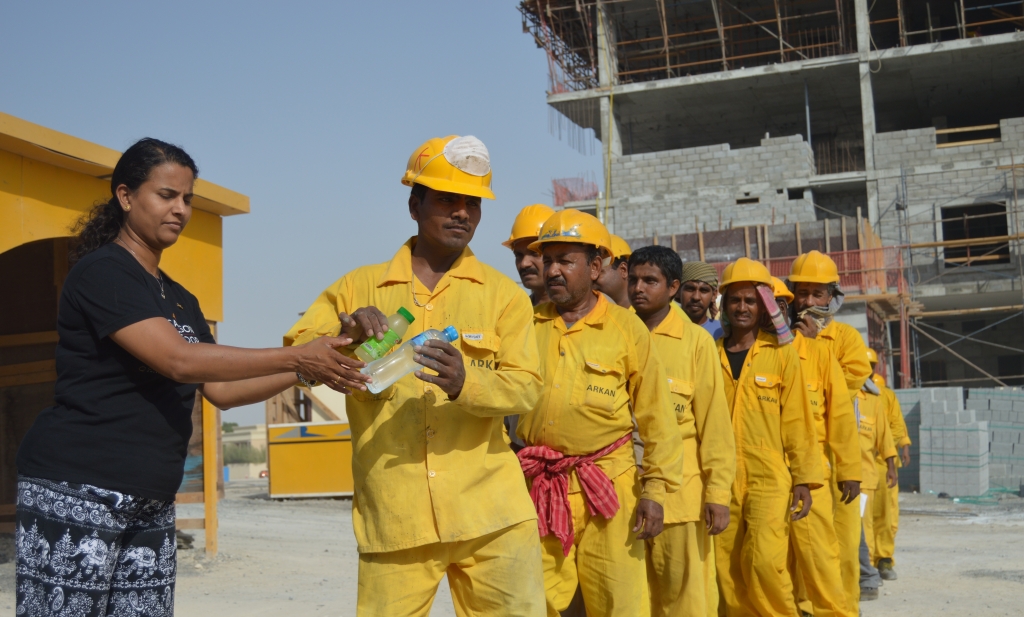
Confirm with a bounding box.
[362,326,459,394]
[354,307,415,363]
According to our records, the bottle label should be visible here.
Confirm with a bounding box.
[359,330,401,360]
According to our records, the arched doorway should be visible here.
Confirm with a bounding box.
[0,237,73,526]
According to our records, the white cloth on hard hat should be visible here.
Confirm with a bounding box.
[443,136,490,177]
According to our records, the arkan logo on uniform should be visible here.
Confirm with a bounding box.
[586,384,615,397]
[469,359,499,370]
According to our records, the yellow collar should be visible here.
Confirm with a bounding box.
[651,303,686,340]
[377,237,486,287]
[535,291,610,332]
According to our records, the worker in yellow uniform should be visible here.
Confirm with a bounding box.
[867,349,910,581]
[285,135,546,616]
[771,278,860,617]
[628,246,736,617]
[503,204,556,453]
[504,203,555,307]
[516,209,683,617]
[855,381,898,601]
[788,250,873,610]
[593,233,633,308]
[715,258,823,617]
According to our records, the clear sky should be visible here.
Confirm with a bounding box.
[1,2,602,424]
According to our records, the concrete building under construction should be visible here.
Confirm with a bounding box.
[521,0,1024,392]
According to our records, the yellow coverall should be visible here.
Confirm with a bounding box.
[285,239,546,617]
[856,390,897,565]
[789,333,860,617]
[873,382,909,566]
[646,306,736,617]
[816,319,871,610]
[519,292,683,617]
[715,331,824,617]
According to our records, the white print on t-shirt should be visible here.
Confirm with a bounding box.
[168,318,201,344]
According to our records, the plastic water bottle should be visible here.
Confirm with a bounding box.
[362,326,459,394]
[354,307,415,363]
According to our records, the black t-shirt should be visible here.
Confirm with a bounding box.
[17,243,215,501]
[725,347,750,381]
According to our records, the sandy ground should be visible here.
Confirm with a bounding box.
[1,481,1021,616]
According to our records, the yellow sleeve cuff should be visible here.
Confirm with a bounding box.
[640,479,667,506]
[704,488,732,508]
[897,437,912,447]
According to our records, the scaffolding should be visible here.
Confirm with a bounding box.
[868,0,1024,49]
[520,0,856,91]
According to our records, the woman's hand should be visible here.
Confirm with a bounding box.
[294,336,370,394]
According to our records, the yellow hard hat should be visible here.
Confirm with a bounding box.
[720,258,772,290]
[609,234,632,260]
[871,373,886,388]
[401,135,495,200]
[771,276,794,302]
[866,348,879,364]
[790,250,840,284]
[528,208,611,257]
[502,204,554,249]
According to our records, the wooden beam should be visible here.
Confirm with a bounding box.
[795,221,802,254]
[698,231,705,261]
[175,492,205,504]
[936,138,1000,148]
[202,398,219,555]
[0,360,55,377]
[909,322,1007,387]
[0,331,58,348]
[910,233,1023,250]
[934,124,1000,135]
[824,218,831,253]
[176,518,206,530]
[909,305,1023,319]
[744,226,751,258]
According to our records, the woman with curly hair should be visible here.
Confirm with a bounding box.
[14,138,368,616]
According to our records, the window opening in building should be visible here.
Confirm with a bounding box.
[940,202,1009,267]
[918,360,948,385]
[997,355,1024,386]
[787,188,805,200]
[736,197,759,205]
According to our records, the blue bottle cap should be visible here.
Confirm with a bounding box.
[442,326,459,343]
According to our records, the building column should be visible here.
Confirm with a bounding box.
[597,2,621,159]
[854,0,880,224]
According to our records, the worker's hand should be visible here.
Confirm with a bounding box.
[886,458,898,489]
[792,315,820,339]
[790,484,813,521]
[633,498,664,540]
[414,339,466,400]
[704,503,730,536]
[837,480,861,505]
[295,336,369,393]
[900,445,911,468]
[339,306,390,346]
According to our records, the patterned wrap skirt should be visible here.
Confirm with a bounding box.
[14,476,177,617]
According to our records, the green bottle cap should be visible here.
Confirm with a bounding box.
[397,307,415,324]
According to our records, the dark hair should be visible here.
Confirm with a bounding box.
[585,244,602,264]
[611,256,629,268]
[410,183,428,202]
[629,246,682,284]
[72,138,198,260]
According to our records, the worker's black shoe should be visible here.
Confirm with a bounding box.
[877,558,898,580]
[860,587,879,601]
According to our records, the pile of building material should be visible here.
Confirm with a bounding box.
[965,388,1024,492]
[894,387,989,497]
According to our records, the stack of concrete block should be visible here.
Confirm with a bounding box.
[891,387,964,491]
[966,388,1024,491]
[918,406,989,498]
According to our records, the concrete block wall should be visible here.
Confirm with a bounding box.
[918,420,990,497]
[608,134,818,239]
[872,117,1024,248]
[966,388,1024,491]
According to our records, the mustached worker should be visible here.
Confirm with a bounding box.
[517,209,683,616]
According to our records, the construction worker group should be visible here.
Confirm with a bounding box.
[286,135,911,617]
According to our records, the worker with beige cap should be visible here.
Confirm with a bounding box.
[285,135,546,616]
[679,261,724,340]
[517,209,682,616]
